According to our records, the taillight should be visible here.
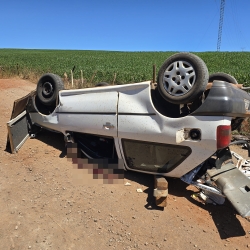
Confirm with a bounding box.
[217,125,231,149]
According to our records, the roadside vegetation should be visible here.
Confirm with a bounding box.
[0,49,250,86]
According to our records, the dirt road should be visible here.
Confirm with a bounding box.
[0,78,250,250]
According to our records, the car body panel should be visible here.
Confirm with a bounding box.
[116,81,232,177]
[117,116,231,177]
[58,91,118,137]
[29,81,234,178]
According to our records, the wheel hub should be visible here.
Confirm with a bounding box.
[175,75,182,83]
[42,82,53,97]
[163,60,196,96]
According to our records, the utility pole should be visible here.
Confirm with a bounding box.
[217,0,225,51]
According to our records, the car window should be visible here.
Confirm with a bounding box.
[73,132,118,159]
[121,139,191,173]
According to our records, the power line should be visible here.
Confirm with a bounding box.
[217,0,225,51]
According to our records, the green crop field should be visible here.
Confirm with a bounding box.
[0,49,250,86]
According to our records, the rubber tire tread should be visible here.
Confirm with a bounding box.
[95,82,109,87]
[208,72,238,84]
[157,53,209,104]
[36,73,64,106]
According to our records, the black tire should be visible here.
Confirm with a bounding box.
[157,53,209,104]
[208,72,238,84]
[36,73,64,106]
[95,82,109,87]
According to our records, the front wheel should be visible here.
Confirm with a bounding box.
[36,73,64,106]
[157,53,209,104]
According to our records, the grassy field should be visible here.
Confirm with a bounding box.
[0,49,250,86]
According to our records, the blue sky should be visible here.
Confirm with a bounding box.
[1,0,250,52]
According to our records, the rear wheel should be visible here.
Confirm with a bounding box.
[157,53,208,104]
[36,73,64,106]
[208,72,238,84]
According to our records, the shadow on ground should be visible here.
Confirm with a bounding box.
[30,129,66,157]
[12,129,247,239]
[125,170,246,239]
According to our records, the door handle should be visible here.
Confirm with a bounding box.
[103,122,115,130]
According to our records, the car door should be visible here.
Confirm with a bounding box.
[6,91,35,153]
[58,89,118,138]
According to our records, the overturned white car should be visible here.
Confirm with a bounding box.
[7,53,250,217]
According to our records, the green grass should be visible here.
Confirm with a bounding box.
[0,49,250,86]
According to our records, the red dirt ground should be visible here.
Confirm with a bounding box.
[0,78,250,250]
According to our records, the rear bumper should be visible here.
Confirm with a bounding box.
[192,81,250,118]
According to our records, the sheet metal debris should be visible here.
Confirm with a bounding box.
[231,151,250,178]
